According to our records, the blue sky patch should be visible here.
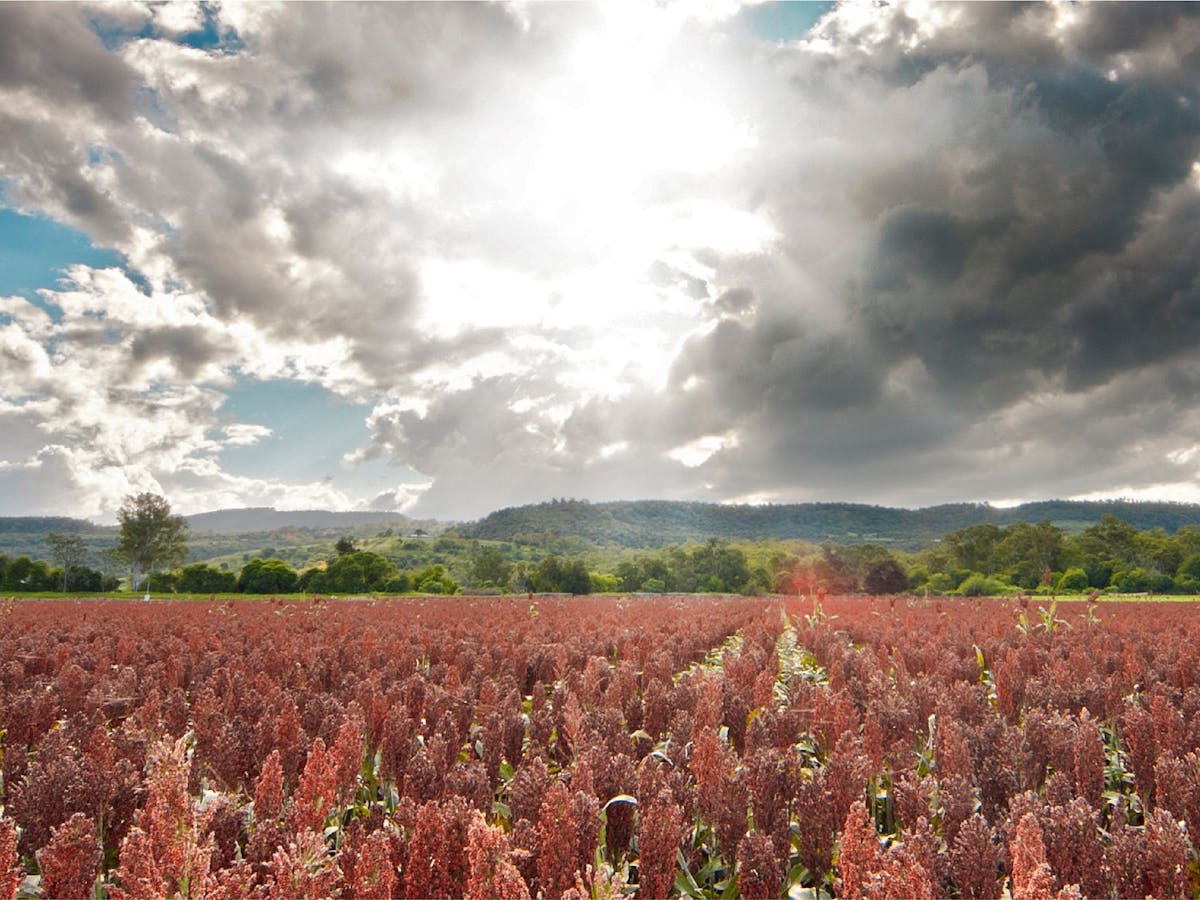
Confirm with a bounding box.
[91,2,242,53]
[177,3,244,53]
[0,204,123,304]
[743,1,835,43]
[218,378,422,498]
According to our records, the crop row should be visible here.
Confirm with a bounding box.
[0,594,1198,897]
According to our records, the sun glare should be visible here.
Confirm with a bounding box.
[523,5,756,252]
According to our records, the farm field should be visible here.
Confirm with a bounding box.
[0,594,1198,898]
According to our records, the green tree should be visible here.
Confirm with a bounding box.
[1057,567,1090,592]
[113,493,189,590]
[813,545,858,593]
[690,540,750,593]
[957,573,1006,597]
[944,524,1005,575]
[1,556,56,591]
[589,571,619,592]
[1111,567,1151,594]
[318,551,397,593]
[237,558,300,594]
[1075,515,1138,566]
[178,563,238,593]
[412,563,459,594]
[864,558,908,594]
[560,558,592,595]
[1133,529,1182,578]
[62,566,103,591]
[46,531,90,591]
[1178,553,1200,582]
[996,521,1065,588]
[334,536,358,557]
[384,573,412,593]
[143,571,179,592]
[532,554,565,592]
[614,560,642,592]
[470,546,512,588]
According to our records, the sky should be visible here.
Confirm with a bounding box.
[3,1,1200,523]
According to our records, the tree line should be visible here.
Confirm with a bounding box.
[7,493,1200,597]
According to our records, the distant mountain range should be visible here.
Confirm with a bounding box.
[457,498,1200,550]
[0,508,430,563]
[0,508,421,536]
[184,507,417,533]
[3,498,1200,558]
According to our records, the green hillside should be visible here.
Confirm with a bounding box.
[459,498,1200,550]
[185,508,431,533]
[5,498,1200,577]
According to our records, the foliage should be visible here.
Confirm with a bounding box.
[957,573,1009,596]
[12,504,1200,600]
[470,546,513,589]
[238,558,300,594]
[46,531,90,591]
[863,558,908,594]
[1178,553,1200,583]
[528,554,591,594]
[177,563,238,593]
[461,497,1200,549]
[314,550,397,593]
[410,563,460,594]
[1111,567,1152,594]
[0,555,59,591]
[112,493,189,588]
[141,571,179,592]
[1057,567,1090,592]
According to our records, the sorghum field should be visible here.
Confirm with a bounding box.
[0,595,1198,898]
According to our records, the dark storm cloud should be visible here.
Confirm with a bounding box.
[849,71,1200,394]
[0,4,136,117]
[128,325,227,381]
[604,1,1200,506]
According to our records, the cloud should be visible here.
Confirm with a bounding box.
[2,2,1200,520]
[590,0,1200,509]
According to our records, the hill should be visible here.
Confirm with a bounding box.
[0,509,443,571]
[184,508,421,533]
[0,516,96,534]
[5,499,1200,568]
[458,498,1200,550]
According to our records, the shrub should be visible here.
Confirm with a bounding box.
[864,558,908,595]
[320,551,398,593]
[413,564,459,595]
[906,565,930,590]
[1111,567,1151,593]
[139,572,179,592]
[237,558,299,594]
[957,574,1006,597]
[589,572,618,593]
[1057,567,1089,592]
[927,572,955,594]
[1177,553,1200,582]
[178,563,238,593]
[1084,560,1114,588]
[64,566,104,592]
[1150,572,1176,593]
[383,574,412,593]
